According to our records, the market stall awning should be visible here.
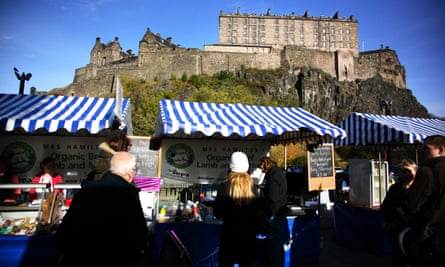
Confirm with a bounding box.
[336,112,445,146]
[154,99,346,144]
[0,94,132,134]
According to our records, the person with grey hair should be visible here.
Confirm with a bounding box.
[56,152,149,267]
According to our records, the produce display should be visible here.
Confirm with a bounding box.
[0,216,37,235]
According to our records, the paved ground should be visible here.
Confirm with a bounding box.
[318,206,392,267]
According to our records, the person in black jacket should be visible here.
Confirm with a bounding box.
[402,135,445,266]
[83,130,131,185]
[56,152,149,267]
[214,151,260,267]
[381,159,417,267]
[256,156,289,267]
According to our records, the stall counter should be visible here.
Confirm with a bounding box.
[154,215,320,267]
[333,203,391,256]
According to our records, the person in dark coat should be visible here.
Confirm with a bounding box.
[256,156,289,267]
[84,130,131,184]
[381,159,417,267]
[56,152,149,267]
[213,151,260,267]
[402,135,445,266]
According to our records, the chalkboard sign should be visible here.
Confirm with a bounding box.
[128,136,160,177]
[307,143,335,191]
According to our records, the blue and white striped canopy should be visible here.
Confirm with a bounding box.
[336,112,445,146]
[154,99,347,144]
[0,94,132,134]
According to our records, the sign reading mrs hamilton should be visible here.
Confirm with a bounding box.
[161,139,269,184]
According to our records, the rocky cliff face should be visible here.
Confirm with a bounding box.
[239,67,429,124]
[50,66,430,126]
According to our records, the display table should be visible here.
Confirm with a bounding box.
[0,234,59,267]
[154,215,320,267]
[0,215,319,267]
[333,203,391,256]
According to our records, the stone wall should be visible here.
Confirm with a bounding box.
[58,25,406,97]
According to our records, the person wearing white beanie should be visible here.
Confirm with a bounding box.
[214,151,260,267]
[229,151,250,173]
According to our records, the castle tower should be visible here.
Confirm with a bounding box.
[90,37,123,66]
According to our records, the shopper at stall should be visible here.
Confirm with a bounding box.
[83,130,132,185]
[256,156,289,267]
[214,151,260,267]
[56,151,149,267]
[0,157,21,204]
[29,156,64,202]
[400,135,445,266]
[381,159,417,267]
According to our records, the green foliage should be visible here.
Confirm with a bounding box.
[190,74,204,88]
[181,73,188,82]
[119,69,303,136]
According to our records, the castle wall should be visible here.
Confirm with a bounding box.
[355,48,406,88]
[283,46,337,77]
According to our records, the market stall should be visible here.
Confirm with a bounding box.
[333,112,445,255]
[152,99,347,266]
[0,93,134,267]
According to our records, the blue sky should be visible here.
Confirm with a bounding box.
[1,0,444,117]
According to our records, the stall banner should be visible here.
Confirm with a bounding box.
[161,139,269,184]
[0,136,107,183]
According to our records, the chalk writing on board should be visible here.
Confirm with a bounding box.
[309,144,334,178]
[129,137,159,177]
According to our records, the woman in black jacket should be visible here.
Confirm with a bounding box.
[214,152,260,267]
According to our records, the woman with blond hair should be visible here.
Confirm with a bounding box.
[214,151,260,267]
